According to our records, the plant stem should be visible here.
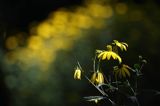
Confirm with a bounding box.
[84,75,116,105]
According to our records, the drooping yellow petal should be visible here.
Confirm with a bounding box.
[111,52,117,59]
[106,52,111,60]
[122,42,128,47]
[112,40,128,51]
[123,67,130,77]
[113,64,131,79]
[102,52,107,60]
[120,46,123,51]
[121,68,126,78]
[91,71,104,85]
[97,51,122,63]
[122,45,127,51]
[111,52,122,63]
[113,40,121,47]
[91,72,97,83]
[98,52,104,59]
[97,72,104,84]
[117,56,122,63]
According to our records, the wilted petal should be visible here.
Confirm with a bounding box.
[91,71,104,85]
[113,64,131,79]
[123,67,130,77]
[97,72,104,84]
[121,68,126,77]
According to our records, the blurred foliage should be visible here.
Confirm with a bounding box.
[0,0,160,106]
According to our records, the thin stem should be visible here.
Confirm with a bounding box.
[97,59,101,71]
[115,78,119,90]
[77,61,116,105]
[85,76,106,95]
[84,75,116,105]
[101,71,109,83]
[77,61,106,95]
[93,56,96,72]
[135,76,138,95]
[126,80,136,96]
[139,63,144,72]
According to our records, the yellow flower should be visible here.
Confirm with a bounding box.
[112,40,128,51]
[91,71,104,85]
[74,67,81,80]
[97,45,122,63]
[114,64,131,78]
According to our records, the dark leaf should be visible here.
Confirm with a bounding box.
[134,64,140,70]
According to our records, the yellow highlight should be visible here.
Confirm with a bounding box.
[66,26,81,37]
[71,13,93,29]
[4,0,113,72]
[36,22,53,39]
[50,10,70,26]
[87,4,113,19]
[27,36,44,50]
[51,38,71,50]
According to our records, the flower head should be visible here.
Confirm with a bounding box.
[91,71,104,85]
[97,45,122,63]
[112,40,128,51]
[113,64,131,78]
[74,67,82,80]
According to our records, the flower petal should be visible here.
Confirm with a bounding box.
[106,52,111,60]
[98,52,104,59]
[123,45,127,51]
[123,68,130,77]
[121,68,126,78]
[117,56,122,63]
[102,52,107,60]
[122,42,128,47]
[111,52,117,59]
[74,68,81,80]
[91,72,97,83]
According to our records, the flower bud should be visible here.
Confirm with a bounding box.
[91,71,104,85]
[74,67,81,80]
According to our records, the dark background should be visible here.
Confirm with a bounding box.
[0,0,160,106]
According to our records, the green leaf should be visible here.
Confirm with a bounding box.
[134,64,140,70]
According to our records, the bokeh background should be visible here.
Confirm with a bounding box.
[0,0,160,106]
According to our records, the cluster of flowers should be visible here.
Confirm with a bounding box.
[74,40,131,84]
[73,40,148,106]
